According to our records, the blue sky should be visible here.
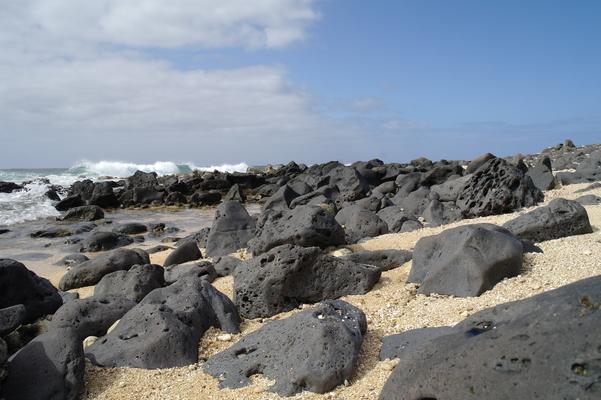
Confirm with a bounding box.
[1,0,600,167]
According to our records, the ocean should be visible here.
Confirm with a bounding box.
[0,161,249,226]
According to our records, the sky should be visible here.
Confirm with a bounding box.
[1,0,600,168]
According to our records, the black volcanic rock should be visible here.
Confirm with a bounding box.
[204,300,367,396]
[59,248,149,291]
[0,327,84,400]
[235,244,380,319]
[248,205,345,255]
[408,224,523,297]
[79,231,133,252]
[48,295,136,340]
[503,198,593,242]
[95,264,165,302]
[0,259,62,324]
[205,201,256,257]
[379,275,601,400]
[61,205,104,221]
[456,158,543,217]
[86,278,240,369]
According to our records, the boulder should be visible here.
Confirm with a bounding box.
[262,184,299,212]
[575,194,601,205]
[380,275,601,400]
[111,222,147,235]
[163,240,202,267]
[177,227,210,248]
[205,201,256,257]
[421,197,463,226]
[133,186,164,205]
[430,175,471,202]
[335,205,389,243]
[55,195,84,211]
[0,181,23,193]
[527,156,557,191]
[80,231,133,252]
[95,264,165,302]
[89,182,120,208]
[69,179,95,201]
[377,206,418,233]
[58,248,149,291]
[235,244,381,318]
[456,158,543,217]
[340,249,412,272]
[248,205,345,255]
[0,328,84,400]
[408,224,523,297]
[204,300,366,396]
[0,305,27,336]
[61,205,104,221]
[86,278,240,369]
[189,190,221,206]
[30,226,73,238]
[503,198,593,243]
[48,296,136,340]
[223,183,245,202]
[0,259,62,324]
[394,172,422,198]
[395,186,430,218]
[164,191,187,205]
[163,261,217,284]
[126,170,158,189]
[212,256,242,277]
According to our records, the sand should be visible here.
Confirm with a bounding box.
[78,182,601,400]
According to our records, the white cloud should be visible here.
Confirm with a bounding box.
[26,0,319,49]
[0,1,355,167]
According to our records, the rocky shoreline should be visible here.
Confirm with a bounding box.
[1,140,601,399]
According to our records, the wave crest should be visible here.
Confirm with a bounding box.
[68,160,249,178]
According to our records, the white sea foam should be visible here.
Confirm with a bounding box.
[0,160,251,226]
[68,160,250,177]
[0,183,60,225]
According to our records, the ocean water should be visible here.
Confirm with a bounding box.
[0,160,249,226]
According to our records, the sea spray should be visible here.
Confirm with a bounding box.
[0,160,250,226]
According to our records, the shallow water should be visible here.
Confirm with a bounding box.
[0,204,261,279]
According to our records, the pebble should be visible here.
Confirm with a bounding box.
[217,333,232,341]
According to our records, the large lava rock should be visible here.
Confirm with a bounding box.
[527,156,557,191]
[0,259,62,324]
[503,198,593,243]
[335,205,389,244]
[79,231,134,252]
[48,296,136,340]
[204,300,367,396]
[59,248,149,291]
[94,264,165,302]
[86,278,240,369]
[248,205,345,255]
[60,205,104,221]
[408,224,523,297]
[456,158,543,217]
[205,201,256,257]
[163,240,202,267]
[234,244,381,319]
[379,275,601,400]
[0,327,84,400]
[0,305,27,336]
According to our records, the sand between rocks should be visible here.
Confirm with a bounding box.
[81,183,601,400]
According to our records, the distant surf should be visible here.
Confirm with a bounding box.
[0,160,250,225]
